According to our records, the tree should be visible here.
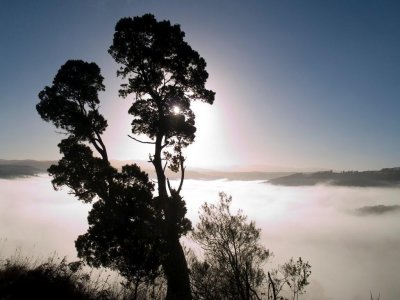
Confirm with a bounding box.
[281,257,311,300]
[37,60,163,291]
[191,193,271,300]
[37,14,214,300]
[268,258,311,300]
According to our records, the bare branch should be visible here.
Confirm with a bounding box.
[177,156,185,195]
[163,159,168,172]
[55,130,68,136]
[268,272,277,300]
[128,135,156,144]
[167,178,173,195]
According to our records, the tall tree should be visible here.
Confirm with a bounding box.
[108,14,214,299]
[37,14,214,300]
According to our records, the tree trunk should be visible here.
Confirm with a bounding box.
[163,231,192,300]
[153,135,192,300]
[267,272,277,300]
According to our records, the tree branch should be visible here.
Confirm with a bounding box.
[167,178,173,196]
[128,135,156,144]
[94,131,108,161]
[163,159,168,172]
[176,156,185,195]
[268,272,277,300]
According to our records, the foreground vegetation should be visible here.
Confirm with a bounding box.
[0,194,310,300]
[33,13,312,299]
[0,252,168,300]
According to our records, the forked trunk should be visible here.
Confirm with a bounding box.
[153,135,192,300]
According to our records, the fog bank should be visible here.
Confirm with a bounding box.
[1,177,400,299]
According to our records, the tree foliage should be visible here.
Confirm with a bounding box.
[37,14,215,300]
[191,193,271,300]
[109,14,214,173]
[108,14,215,299]
[37,60,162,285]
[268,258,311,300]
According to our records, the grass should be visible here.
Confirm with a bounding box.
[0,249,128,300]
[0,246,167,300]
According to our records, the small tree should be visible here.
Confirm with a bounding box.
[268,258,311,300]
[282,257,311,300]
[191,193,270,300]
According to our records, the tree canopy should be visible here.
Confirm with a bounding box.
[37,60,163,285]
[109,14,214,175]
[37,14,215,300]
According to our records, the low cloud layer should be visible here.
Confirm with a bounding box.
[1,177,400,299]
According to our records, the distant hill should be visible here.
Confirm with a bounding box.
[0,165,43,179]
[165,170,292,181]
[0,159,292,181]
[5,159,400,185]
[355,204,400,215]
[268,168,400,187]
[0,159,53,171]
[0,160,54,179]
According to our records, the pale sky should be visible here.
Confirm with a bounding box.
[1,0,400,170]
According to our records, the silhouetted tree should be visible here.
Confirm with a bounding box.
[268,258,311,300]
[37,14,214,300]
[191,193,270,300]
[108,14,214,299]
[37,60,162,288]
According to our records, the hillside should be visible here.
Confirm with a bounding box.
[0,165,43,179]
[268,168,400,187]
[0,159,291,181]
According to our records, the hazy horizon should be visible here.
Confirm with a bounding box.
[1,157,399,174]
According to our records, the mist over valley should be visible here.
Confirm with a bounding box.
[1,175,399,299]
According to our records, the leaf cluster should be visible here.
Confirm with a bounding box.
[37,60,107,141]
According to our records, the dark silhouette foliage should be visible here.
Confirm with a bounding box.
[0,254,166,300]
[191,193,270,300]
[108,14,215,299]
[0,257,95,300]
[37,60,162,285]
[37,14,214,300]
[108,14,214,177]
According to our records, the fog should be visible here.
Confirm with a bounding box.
[1,176,400,299]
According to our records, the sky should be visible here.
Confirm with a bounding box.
[1,0,400,171]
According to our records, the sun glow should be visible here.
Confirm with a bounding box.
[172,105,181,114]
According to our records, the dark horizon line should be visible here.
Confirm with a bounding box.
[0,158,398,174]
